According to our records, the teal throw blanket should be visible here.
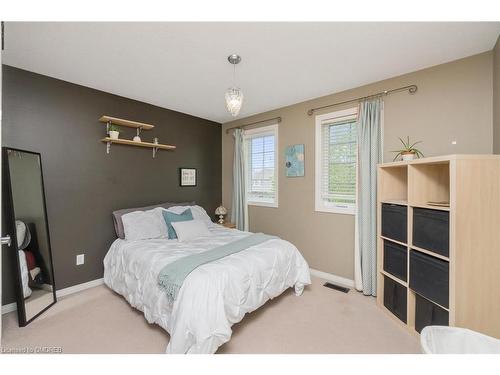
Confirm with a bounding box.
[158,233,276,302]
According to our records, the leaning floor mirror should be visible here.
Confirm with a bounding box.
[2,147,57,326]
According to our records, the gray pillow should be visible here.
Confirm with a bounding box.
[112,201,195,239]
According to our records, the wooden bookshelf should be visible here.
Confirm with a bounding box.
[377,154,500,338]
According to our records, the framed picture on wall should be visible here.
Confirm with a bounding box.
[179,168,197,187]
[285,144,305,177]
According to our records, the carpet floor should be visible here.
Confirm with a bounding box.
[1,276,421,354]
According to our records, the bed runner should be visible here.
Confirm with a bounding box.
[158,233,276,302]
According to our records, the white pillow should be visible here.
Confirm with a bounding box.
[163,205,212,224]
[122,209,167,241]
[192,205,214,224]
[152,207,169,236]
[171,219,212,242]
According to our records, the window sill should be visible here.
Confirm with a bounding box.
[248,201,278,208]
[315,206,356,215]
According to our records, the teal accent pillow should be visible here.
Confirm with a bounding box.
[162,209,193,239]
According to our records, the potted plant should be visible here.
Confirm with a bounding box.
[108,124,120,140]
[392,136,424,161]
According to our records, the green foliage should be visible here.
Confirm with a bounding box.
[326,122,356,205]
[391,136,424,161]
[108,124,120,133]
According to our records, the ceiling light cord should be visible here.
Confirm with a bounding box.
[233,63,236,87]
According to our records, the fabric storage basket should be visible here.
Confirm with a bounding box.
[383,240,407,281]
[413,208,449,257]
[409,250,449,308]
[381,203,407,243]
[414,293,449,333]
[383,276,407,323]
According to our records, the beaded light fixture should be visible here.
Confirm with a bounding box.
[225,54,244,117]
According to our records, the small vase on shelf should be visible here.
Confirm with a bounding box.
[109,130,119,140]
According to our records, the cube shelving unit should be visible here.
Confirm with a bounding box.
[377,154,500,338]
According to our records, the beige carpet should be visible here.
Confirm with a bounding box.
[1,276,420,354]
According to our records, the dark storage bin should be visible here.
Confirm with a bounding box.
[409,250,449,308]
[383,240,407,281]
[383,276,407,323]
[414,293,449,333]
[413,208,449,257]
[381,203,407,243]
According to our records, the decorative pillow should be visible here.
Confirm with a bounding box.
[122,209,166,241]
[171,220,212,242]
[112,201,195,239]
[162,208,194,239]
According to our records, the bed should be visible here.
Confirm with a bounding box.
[103,205,311,354]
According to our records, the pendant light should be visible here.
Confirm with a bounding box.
[225,54,244,117]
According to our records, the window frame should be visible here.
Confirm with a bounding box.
[315,107,358,215]
[243,123,279,208]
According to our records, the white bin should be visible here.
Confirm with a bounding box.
[421,326,500,354]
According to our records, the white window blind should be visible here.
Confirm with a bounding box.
[244,124,278,207]
[315,109,357,214]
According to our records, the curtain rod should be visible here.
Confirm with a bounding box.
[225,116,282,134]
[306,84,418,116]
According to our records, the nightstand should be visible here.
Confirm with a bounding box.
[221,222,236,229]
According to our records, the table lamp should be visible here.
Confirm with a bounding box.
[215,204,227,224]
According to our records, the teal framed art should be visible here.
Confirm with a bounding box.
[285,144,305,177]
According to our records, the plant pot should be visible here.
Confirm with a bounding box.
[109,131,119,140]
[402,152,415,161]
[133,135,141,142]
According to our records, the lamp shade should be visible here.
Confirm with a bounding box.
[215,205,227,216]
[225,87,243,117]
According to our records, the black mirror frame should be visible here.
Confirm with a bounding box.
[2,147,57,326]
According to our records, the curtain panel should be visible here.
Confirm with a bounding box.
[355,98,382,296]
[231,128,247,231]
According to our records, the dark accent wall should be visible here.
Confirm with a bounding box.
[2,65,222,305]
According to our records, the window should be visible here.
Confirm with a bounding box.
[244,124,278,207]
[315,108,358,214]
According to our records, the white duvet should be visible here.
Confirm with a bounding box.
[103,223,311,354]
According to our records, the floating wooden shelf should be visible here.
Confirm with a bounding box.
[101,137,176,158]
[101,138,176,150]
[99,115,155,130]
[99,115,175,158]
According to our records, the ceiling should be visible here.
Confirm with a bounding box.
[3,22,500,123]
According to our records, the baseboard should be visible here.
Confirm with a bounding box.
[2,278,104,315]
[309,268,355,288]
[56,278,104,298]
[1,302,17,315]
